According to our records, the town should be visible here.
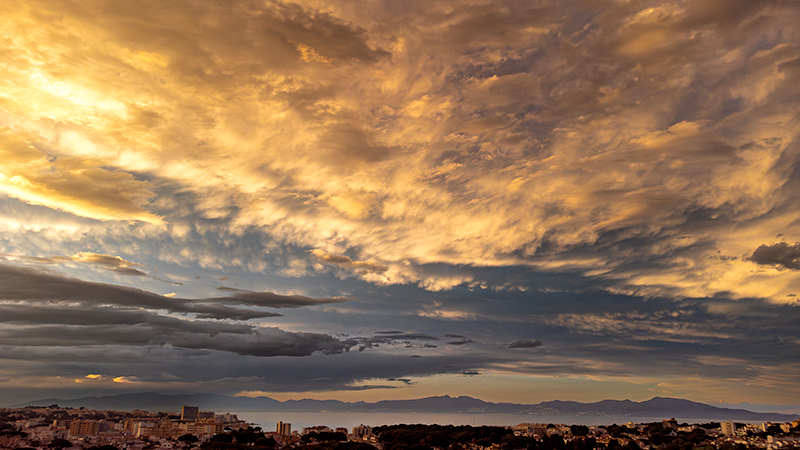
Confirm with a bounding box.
[1,405,798,450]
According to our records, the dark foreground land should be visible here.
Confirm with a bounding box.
[201,422,798,450]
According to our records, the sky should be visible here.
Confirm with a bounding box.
[0,0,799,410]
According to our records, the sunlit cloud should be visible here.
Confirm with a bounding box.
[1,0,800,407]
[112,376,138,384]
[1,0,798,302]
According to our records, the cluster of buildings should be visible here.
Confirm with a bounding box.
[511,418,800,450]
[0,404,247,450]
[1,403,798,450]
[717,420,800,448]
[267,422,376,446]
[0,405,380,450]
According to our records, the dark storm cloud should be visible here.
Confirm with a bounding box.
[0,346,505,402]
[528,294,800,381]
[168,328,352,357]
[0,324,350,357]
[503,339,543,349]
[0,295,355,358]
[0,263,350,320]
[0,267,452,360]
[0,304,249,331]
[1,286,798,401]
[446,334,473,345]
[750,242,800,270]
[0,299,361,358]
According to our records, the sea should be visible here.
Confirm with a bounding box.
[229,411,725,431]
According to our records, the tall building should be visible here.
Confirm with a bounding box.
[133,421,157,438]
[69,420,101,437]
[277,421,291,436]
[513,423,547,437]
[181,405,200,421]
[198,411,216,421]
[352,425,373,439]
[721,421,737,436]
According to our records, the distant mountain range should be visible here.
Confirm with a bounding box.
[10,393,798,422]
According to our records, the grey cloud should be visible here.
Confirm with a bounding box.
[0,251,187,288]
[0,347,502,403]
[750,242,800,270]
[0,300,357,358]
[0,274,461,359]
[352,333,440,351]
[0,263,351,320]
[70,252,152,277]
[446,334,473,345]
[109,267,149,276]
[211,288,349,308]
[1,290,798,401]
[503,339,543,349]
[1,252,148,276]
[0,324,350,357]
[368,333,438,341]
[266,2,390,63]
[0,304,249,333]
[191,308,282,321]
[314,250,388,274]
[168,327,352,357]
[0,253,70,265]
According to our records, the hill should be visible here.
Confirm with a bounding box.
[10,393,798,422]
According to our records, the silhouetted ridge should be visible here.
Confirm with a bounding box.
[9,393,797,422]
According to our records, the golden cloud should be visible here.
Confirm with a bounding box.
[1,0,800,304]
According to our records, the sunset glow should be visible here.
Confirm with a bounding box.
[0,0,799,409]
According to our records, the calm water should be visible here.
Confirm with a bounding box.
[229,411,720,431]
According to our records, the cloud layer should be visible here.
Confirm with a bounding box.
[0,0,799,406]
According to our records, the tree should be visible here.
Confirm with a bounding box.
[571,426,590,437]
[548,434,567,450]
[47,438,72,449]
[179,434,200,445]
[234,428,266,444]
[86,445,119,450]
[210,434,234,443]
[254,437,277,448]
